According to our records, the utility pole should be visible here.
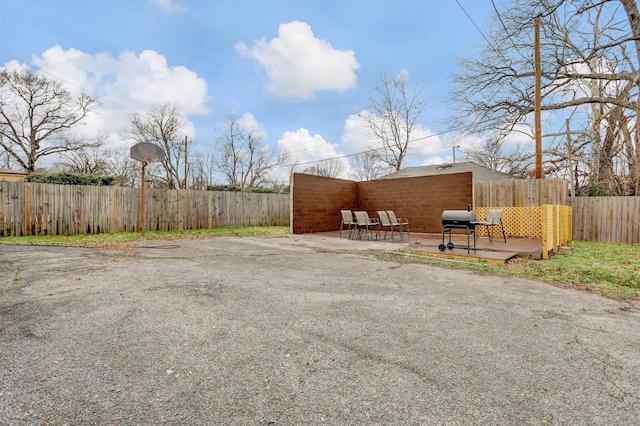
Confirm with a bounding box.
[534,16,542,179]
[183,136,188,190]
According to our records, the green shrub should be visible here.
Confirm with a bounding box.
[206,184,241,192]
[25,172,117,186]
[245,187,278,193]
[205,185,280,193]
[582,180,616,196]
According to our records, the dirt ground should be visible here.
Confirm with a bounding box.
[1,234,639,425]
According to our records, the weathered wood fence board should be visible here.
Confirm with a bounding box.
[572,196,640,244]
[474,179,569,207]
[0,182,290,237]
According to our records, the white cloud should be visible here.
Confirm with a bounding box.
[503,123,534,149]
[341,112,377,154]
[1,60,29,73]
[23,45,208,147]
[236,112,267,139]
[149,0,187,14]
[235,21,360,100]
[277,128,350,178]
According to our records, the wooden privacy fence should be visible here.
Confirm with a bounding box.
[572,196,640,244]
[0,182,290,237]
[474,178,569,207]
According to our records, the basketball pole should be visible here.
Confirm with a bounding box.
[141,161,146,236]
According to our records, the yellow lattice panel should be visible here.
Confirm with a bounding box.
[475,206,542,238]
[476,204,571,259]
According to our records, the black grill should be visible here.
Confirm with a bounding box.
[439,209,478,254]
[440,210,478,227]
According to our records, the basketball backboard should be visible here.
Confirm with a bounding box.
[130,143,166,164]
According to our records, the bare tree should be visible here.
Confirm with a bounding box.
[215,117,287,189]
[0,68,96,173]
[103,147,140,187]
[126,103,187,189]
[303,158,346,178]
[452,0,640,194]
[350,152,391,181]
[55,135,111,174]
[189,150,216,190]
[462,139,534,178]
[366,71,426,172]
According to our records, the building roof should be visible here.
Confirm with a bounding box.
[0,168,28,176]
[378,161,514,182]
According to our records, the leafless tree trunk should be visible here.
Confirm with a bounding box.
[100,147,140,187]
[126,103,186,189]
[0,68,95,173]
[366,71,426,171]
[214,117,287,190]
[350,152,391,181]
[189,150,216,190]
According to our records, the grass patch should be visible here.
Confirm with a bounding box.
[0,226,290,249]
[382,240,640,301]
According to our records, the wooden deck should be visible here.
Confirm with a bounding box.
[317,230,543,263]
[406,232,542,263]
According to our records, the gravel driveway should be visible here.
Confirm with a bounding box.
[1,235,639,425]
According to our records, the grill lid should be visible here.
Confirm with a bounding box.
[441,210,478,224]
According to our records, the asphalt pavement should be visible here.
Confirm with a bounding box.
[1,235,639,425]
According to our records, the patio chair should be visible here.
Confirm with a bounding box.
[387,211,409,240]
[377,211,402,241]
[340,210,356,239]
[354,211,380,240]
[478,209,506,243]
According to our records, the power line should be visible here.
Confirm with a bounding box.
[275,122,476,169]
[454,0,495,49]
[490,0,531,63]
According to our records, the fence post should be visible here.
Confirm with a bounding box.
[541,204,549,259]
[23,182,32,236]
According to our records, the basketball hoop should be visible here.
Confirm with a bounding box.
[143,154,159,164]
[130,142,166,236]
[130,142,166,163]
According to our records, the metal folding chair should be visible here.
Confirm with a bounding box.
[354,211,380,240]
[377,211,402,241]
[387,211,409,240]
[340,210,356,239]
[479,209,506,242]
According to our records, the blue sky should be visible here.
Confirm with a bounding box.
[0,0,500,182]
